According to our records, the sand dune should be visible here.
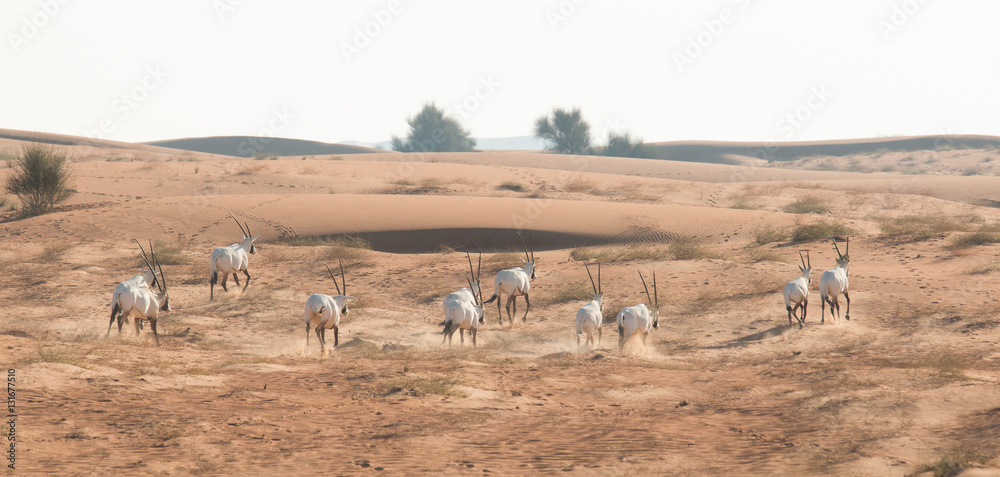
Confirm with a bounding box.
[145,135,385,157]
[646,134,1000,163]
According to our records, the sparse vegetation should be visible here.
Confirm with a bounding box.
[911,449,992,477]
[497,181,528,192]
[950,224,1000,249]
[751,226,789,246]
[4,144,74,217]
[569,245,670,262]
[783,196,830,215]
[790,221,857,243]
[547,281,593,304]
[879,215,969,241]
[669,237,723,260]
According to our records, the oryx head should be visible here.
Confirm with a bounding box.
[467,274,486,324]
[638,270,659,330]
[230,213,260,254]
[517,232,536,280]
[831,236,850,271]
[798,250,812,283]
[324,260,355,315]
[466,252,483,299]
[149,241,170,312]
[134,239,160,290]
[585,262,604,312]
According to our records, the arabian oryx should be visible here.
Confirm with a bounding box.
[441,252,484,317]
[484,233,536,326]
[109,241,170,345]
[304,261,355,357]
[574,262,604,350]
[442,275,486,348]
[209,213,259,300]
[783,250,811,329]
[617,270,660,351]
[819,236,851,324]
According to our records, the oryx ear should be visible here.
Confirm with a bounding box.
[521,258,527,264]
[344,296,356,301]
[251,234,260,241]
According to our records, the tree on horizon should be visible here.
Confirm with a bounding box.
[534,107,591,155]
[391,103,476,153]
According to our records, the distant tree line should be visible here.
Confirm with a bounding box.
[391,104,653,159]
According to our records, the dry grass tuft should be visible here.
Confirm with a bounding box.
[783,196,830,215]
[669,237,724,261]
[497,181,528,192]
[950,224,1000,250]
[546,281,594,304]
[751,226,789,246]
[878,215,969,241]
[569,245,670,263]
[790,221,858,243]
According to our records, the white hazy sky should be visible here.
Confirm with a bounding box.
[2,1,999,145]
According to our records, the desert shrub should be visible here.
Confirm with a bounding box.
[547,282,594,304]
[391,103,475,153]
[790,221,857,243]
[783,196,829,215]
[497,181,528,192]
[4,144,74,217]
[569,245,670,263]
[730,198,759,210]
[534,107,591,154]
[950,224,1000,249]
[878,215,968,241]
[752,226,789,246]
[599,130,652,158]
[669,237,723,260]
[563,178,600,194]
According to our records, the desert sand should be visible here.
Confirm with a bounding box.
[1,134,999,475]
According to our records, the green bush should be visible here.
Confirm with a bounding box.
[599,130,653,158]
[391,103,476,153]
[534,107,591,154]
[4,144,74,217]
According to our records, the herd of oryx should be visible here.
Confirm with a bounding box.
[108,214,853,355]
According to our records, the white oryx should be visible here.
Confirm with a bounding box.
[441,253,483,315]
[782,250,811,329]
[574,262,604,350]
[120,238,161,291]
[304,261,355,357]
[442,275,486,348]
[484,233,536,326]
[209,213,259,300]
[819,236,851,324]
[617,270,660,351]
[109,241,170,345]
